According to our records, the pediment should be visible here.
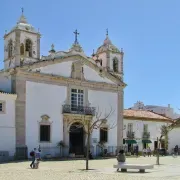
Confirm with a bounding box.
[41,114,50,121]
[25,53,125,86]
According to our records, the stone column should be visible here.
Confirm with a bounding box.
[117,88,124,148]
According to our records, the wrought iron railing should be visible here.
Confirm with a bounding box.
[62,104,96,116]
[126,131,135,139]
[142,132,150,139]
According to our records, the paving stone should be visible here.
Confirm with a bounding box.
[0,156,180,180]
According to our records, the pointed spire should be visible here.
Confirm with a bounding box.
[103,28,112,45]
[18,8,28,24]
[92,49,95,57]
[106,28,108,37]
[49,44,56,53]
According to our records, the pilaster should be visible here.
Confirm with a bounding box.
[12,75,26,146]
[117,88,124,147]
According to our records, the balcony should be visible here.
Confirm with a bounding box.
[142,132,150,139]
[126,131,135,139]
[62,104,96,116]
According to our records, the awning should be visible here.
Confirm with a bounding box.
[125,140,137,144]
[142,139,152,143]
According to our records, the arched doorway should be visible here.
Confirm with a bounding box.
[69,122,84,155]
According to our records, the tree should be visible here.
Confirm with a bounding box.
[156,120,180,165]
[68,106,116,170]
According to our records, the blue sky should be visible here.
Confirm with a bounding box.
[0,0,180,111]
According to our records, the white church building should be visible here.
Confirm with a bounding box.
[0,12,126,159]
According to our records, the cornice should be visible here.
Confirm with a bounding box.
[0,92,17,100]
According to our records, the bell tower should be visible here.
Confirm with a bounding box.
[94,30,124,79]
[4,9,41,70]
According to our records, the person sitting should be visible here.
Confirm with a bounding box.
[116,150,126,171]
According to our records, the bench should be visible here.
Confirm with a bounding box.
[113,164,154,173]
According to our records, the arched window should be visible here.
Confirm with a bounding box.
[25,39,32,57]
[8,39,13,58]
[20,43,24,55]
[113,58,118,72]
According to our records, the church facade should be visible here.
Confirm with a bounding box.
[0,12,126,158]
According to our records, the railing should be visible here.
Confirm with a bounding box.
[126,131,135,139]
[142,132,150,139]
[62,104,96,116]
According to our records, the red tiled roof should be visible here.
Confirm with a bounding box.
[123,109,172,121]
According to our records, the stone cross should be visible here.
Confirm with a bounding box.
[74,29,79,44]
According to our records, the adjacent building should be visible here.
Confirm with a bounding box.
[131,101,180,119]
[0,90,17,160]
[123,109,172,152]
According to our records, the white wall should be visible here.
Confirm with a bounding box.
[168,128,180,153]
[32,61,73,78]
[123,119,167,151]
[26,81,67,156]
[88,90,118,148]
[83,65,115,84]
[98,52,107,67]
[0,93,16,157]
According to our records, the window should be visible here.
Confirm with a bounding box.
[40,125,50,142]
[143,124,148,132]
[8,39,13,58]
[20,43,24,55]
[0,103,2,112]
[0,101,5,113]
[127,123,133,132]
[71,89,84,111]
[100,128,108,142]
[25,39,32,57]
[113,58,118,72]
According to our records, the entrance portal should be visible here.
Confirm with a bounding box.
[69,123,84,155]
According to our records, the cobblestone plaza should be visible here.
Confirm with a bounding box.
[1,156,180,180]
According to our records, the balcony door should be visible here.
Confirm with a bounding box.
[71,89,84,112]
[127,123,133,132]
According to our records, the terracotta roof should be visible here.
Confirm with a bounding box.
[123,109,172,121]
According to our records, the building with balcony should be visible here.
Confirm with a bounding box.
[123,109,172,152]
[0,11,125,158]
